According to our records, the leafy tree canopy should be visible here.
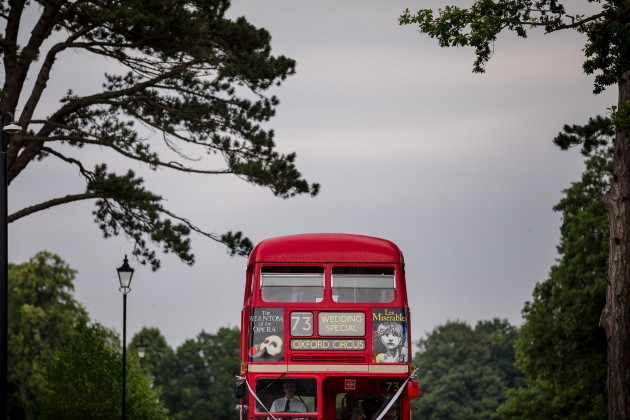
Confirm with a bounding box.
[8,252,245,418]
[498,125,611,419]
[155,327,240,419]
[399,1,629,95]
[1,0,319,270]
[412,319,523,419]
[44,321,168,419]
[129,326,174,376]
[8,251,89,418]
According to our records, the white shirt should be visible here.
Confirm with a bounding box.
[290,291,304,302]
[270,397,307,413]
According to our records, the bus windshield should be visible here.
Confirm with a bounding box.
[254,378,317,415]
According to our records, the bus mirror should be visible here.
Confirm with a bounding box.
[235,377,246,399]
[408,380,420,398]
[235,383,245,399]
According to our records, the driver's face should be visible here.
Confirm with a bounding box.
[284,382,296,398]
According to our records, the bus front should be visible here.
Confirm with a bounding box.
[236,234,419,419]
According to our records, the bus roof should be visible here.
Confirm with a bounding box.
[248,233,404,264]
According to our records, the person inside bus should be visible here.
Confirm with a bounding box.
[361,398,379,419]
[263,286,281,302]
[338,393,365,420]
[382,404,398,420]
[289,286,305,302]
[270,380,307,414]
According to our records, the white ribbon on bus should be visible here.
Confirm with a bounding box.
[236,375,278,420]
[374,368,418,420]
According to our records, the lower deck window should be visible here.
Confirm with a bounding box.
[254,378,317,415]
[335,392,400,420]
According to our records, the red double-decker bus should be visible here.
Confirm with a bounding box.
[236,233,419,419]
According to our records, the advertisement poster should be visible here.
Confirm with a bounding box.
[248,308,285,362]
[372,308,408,363]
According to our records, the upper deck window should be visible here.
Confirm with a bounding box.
[261,267,324,303]
[332,267,395,303]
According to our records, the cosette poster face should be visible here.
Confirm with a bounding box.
[248,308,285,362]
[372,308,408,363]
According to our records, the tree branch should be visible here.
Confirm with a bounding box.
[10,63,191,180]
[9,192,98,222]
[35,138,235,176]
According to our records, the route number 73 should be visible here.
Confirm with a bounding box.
[291,312,313,336]
[381,381,401,392]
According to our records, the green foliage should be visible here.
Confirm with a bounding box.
[553,115,614,156]
[89,165,191,270]
[156,327,241,419]
[7,252,249,418]
[2,0,319,270]
[8,252,171,418]
[498,142,611,419]
[412,319,523,419]
[129,327,174,376]
[609,102,630,135]
[8,252,89,418]
[43,322,168,419]
[399,1,630,94]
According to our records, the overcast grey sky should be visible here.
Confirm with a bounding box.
[7,0,615,350]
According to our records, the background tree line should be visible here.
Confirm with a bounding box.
[413,132,610,419]
[8,252,242,419]
[8,133,609,418]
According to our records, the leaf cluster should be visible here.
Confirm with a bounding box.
[399,1,630,94]
[553,115,614,155]
[44,322,169,419]
[152,327,241,419]
[90,165,196,270]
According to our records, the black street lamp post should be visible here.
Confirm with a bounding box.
[1,112,22,417]
[117,255,135,419]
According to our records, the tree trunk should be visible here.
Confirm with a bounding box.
[601,69,630,420]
